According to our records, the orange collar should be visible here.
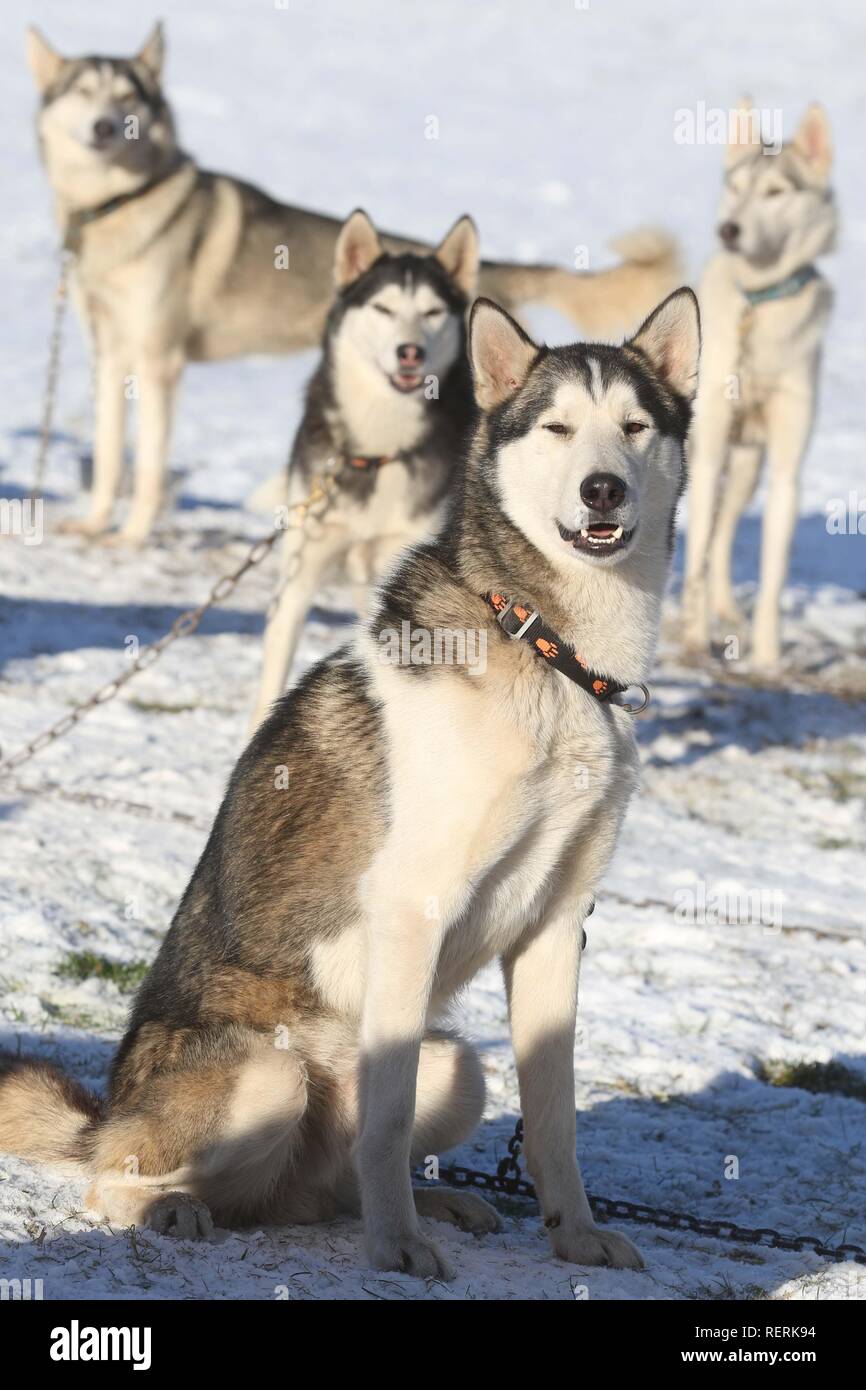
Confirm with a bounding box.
[484,591,649,712]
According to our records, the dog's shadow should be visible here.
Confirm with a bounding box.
[0,593,356,670]
[0,1025,862,1297]
[639,675,865,770]
[0,594,265,668]
[672,510,865,594]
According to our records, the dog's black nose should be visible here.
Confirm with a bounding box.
[397,343,425,365]
[580,472,626,513]
[718,221,740,247]
[92,118,117,142]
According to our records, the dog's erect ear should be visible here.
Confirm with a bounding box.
[792,103,832,182]
[334,209,383,289]
[725,94,760,169]
[26,26,66,93]
[469,298,539,412]
[135,21,165,79]
[433,215,479,296]
[630,288,701,401]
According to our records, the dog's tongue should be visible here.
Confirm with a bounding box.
[588,524,617,538]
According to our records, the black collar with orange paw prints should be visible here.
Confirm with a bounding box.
[483,592,650,713]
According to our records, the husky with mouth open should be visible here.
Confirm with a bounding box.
[26,21,681,544]
[252,207,478,726]
[0,288,699,1280]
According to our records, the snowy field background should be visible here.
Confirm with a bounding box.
[0,0,864,1301]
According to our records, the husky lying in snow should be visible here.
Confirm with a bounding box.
[253,207,478,727]
[682,99,835,667]
[26,21,681,545]
[0,286,699,1278]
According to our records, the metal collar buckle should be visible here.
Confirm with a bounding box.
[608,683,651,714]
[495,598,539,640]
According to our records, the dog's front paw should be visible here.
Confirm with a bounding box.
[56,514,111,538]
[101,525,150,550]
[366,1229,455,1281]
[550,1221,644,1270]
[712,594,746,628]
[681,583,711,653]
[146,1192,215,1240]
[750,619,782,671]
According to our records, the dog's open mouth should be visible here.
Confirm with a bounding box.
[557,520,635,556]
[390,369,424,393]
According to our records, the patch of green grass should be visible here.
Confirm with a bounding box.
[55,951,149,994]
[691,1277,771,1301]
[128,698,197,715]
[44,1003,116,1033]
[758,1058,866,1102]
[785,766,866,805]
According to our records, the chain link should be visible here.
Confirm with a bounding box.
[436,1116,866,1266]
[0,471,340,777]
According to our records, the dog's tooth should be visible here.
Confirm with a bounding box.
[580,528,589,538]
[612,525,623,539]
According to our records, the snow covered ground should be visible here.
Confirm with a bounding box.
[0,0,864,1301]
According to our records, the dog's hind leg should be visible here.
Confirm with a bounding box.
[330,1031,500,1238]
[708,443,763,627]
[87,1031,309,1237]
[411,1032,502,1236]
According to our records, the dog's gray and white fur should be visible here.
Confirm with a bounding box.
[682,98,836,667]
[26,22,681,544]
[253,208,478,727]
[0,285,699,1278]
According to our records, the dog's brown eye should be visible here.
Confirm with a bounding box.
[765,187,785,197]
[624,421,648,436]
[373,304,393,317]
[424,308,444,319]
[543,422,569,435]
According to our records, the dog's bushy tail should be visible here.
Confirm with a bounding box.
[0,1056,101,1167]
[478,226,684,340]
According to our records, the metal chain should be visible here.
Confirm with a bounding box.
[0,472,339,777]
[436,1116,866,1266]
[33,250,75,499]
[3,776,208,828]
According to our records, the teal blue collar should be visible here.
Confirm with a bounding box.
[741,264,819,306]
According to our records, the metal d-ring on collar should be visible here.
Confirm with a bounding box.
[608,683,651,714]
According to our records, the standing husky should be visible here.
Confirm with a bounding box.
[253,208,478,727]
[0,286,699,1278]
[26,22,681,544]
[682,99,835,666]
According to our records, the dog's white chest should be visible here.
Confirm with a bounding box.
[443,733,628,983]
[365,660,637,1003]
[352,463,419,539]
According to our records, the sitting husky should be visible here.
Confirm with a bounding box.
[26,21,681,544]
[682,99,835,667]
[253,208,478,727]
[0,287,699,1279]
